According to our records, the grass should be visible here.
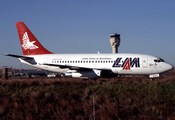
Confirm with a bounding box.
[0,72,175,119]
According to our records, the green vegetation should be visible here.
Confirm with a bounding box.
[0,77,175,119]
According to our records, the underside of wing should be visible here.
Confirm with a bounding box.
[43,63,111,71]
[44,63,115,78]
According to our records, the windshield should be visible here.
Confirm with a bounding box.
[154,58,165,63]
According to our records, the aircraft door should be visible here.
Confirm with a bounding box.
[142,57,148,68]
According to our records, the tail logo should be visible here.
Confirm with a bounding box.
[21,32,39,50]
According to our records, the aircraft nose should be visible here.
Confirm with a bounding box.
[165,63,174,71]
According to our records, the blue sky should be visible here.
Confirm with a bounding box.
[0,1,175,69]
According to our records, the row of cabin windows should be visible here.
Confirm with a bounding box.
[52,60,115,64]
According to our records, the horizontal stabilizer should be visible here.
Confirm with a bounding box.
[3,54,33,59]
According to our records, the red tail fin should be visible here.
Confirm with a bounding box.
[16,22,53,55]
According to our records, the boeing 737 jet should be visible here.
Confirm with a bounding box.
[4,22,174,79]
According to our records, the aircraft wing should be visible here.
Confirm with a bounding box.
[3,54,33,59]
[43,63,111,71]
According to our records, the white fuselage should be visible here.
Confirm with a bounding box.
[19,53,173,78]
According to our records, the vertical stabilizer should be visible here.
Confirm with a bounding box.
[16,22,53,55]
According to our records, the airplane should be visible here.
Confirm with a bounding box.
[4,22,174,79]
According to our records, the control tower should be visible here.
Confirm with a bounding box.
[110,33,120,53]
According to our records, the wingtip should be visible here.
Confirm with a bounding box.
[3,53,9,56]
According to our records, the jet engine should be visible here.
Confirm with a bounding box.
[63,69,101,79]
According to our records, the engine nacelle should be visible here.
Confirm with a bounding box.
[63,70,101,79]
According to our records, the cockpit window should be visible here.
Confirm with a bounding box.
[154,58,165,63]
